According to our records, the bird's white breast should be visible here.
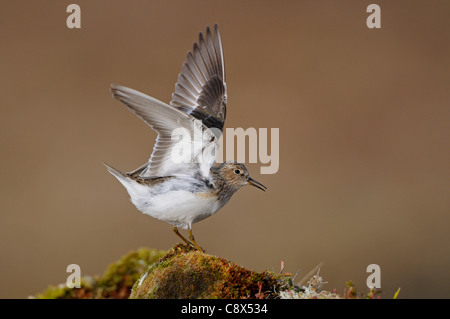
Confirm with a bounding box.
[122,177,221,229]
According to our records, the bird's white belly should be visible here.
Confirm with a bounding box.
[130,189,221,229]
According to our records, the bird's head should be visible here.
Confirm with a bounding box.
[217,162,267,192]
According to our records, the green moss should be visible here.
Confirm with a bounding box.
[35,244,385,299]
[130,243,280,299]
[97,247,166,297]
[35,247,166,299]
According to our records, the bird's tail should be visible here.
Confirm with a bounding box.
[101,161,133,189]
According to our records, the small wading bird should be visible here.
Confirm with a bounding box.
[104,25,266,251]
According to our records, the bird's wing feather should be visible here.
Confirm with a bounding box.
[111,84,218,179]
[170,24,226,136]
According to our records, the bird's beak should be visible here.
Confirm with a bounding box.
[248,177,267,191]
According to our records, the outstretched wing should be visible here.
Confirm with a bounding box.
[111,84,218,179]
[170,24,227,136]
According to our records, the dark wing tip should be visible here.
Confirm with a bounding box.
[170,25,227,132]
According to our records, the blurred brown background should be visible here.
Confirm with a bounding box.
[1,1,449,298]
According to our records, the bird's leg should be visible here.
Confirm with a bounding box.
[188,227,204,252]
[172,226,193,247]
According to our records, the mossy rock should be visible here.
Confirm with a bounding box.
[35,247,166,299]
[35,244,380,299]
[130,244,280,299]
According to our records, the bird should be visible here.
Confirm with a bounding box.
[104,24,266,251]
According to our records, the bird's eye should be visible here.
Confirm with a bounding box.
[234,169,241,174]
